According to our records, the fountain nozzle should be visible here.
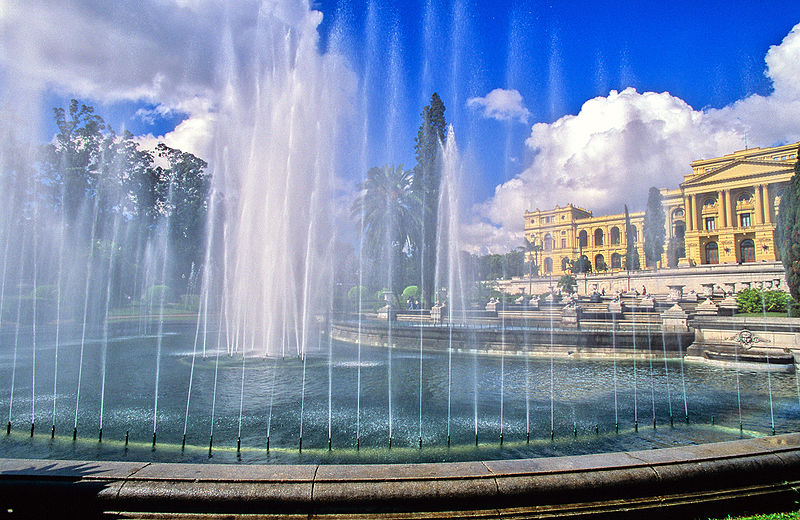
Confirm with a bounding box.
[51,425,55,439]
[98,428,102,443]
[152,432,156,448]
[30,423,34,437]
[72,427,77,441]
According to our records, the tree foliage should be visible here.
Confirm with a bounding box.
[643,187,666,267]
[557,274,577,295]
[412,93,446,307]
[568,256,592,274]
[351,164,419,294]
[777,147,800,302]
[12,99,211,323]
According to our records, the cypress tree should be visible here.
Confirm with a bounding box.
[777,147,800,303]
[412,93,446,308]
[643,187,666,268]
[624,205,640,271]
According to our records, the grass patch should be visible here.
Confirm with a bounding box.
[709,512,800,520]
[734,312,792,317]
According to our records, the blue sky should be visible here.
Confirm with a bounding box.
[3,0,800,252]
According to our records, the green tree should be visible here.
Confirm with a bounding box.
[624,205,640,271]
[643,187,666,268]
[557,274,577,295]
[412,93,446,308]
[777,147,800,302]
[568,256,591,274]
[352,164,419,294]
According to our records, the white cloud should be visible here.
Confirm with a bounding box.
[467,88,531,123]
[0,0,331,161]
[468,22,800,252]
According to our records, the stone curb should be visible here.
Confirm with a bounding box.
[2,434,800,518]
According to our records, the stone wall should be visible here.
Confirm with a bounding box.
[495,261,787,296]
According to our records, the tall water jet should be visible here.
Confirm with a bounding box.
[202,6,353,358]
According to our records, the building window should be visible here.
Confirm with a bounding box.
[544,257,553,273]
[578,230,588,248]
[739,213,750,227]
[543,233,554,252]
[673,221,685,239]
[561,257,570,272]
[594,254,606,271]
[740,239,755,263]
[629,225,638,244]
[561,238,567,248]
[705,242,719,264]
[705,217,715,231]
[610,226,621,245]
[594,228,604,246]
[611,253,621,269]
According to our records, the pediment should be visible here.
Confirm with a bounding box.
[683,159,794,188]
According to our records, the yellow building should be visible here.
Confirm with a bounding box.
[524,141,799,276]
[664,142,797,267]
[523,205,645,277]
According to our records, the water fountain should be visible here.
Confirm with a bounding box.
[1,1,800,517]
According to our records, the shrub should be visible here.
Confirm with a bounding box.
[401,285,419,302]
[347,285,367,310]
[736,288,790,314]
[145,285,174,305]
[558,274,577,295]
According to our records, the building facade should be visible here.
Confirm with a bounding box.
[524,141,799,278]
[523,205,646,278]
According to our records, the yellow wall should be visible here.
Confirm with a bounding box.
[524,141,799,276]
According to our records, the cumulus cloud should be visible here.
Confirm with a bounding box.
[467,88,531,123]
[0,0,332,161]
[469,22,800,250]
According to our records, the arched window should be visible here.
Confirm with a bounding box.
[705,242,719,264]
[673,221,685,239]
[737,191,753,204]
[578,230,588,248]
[672,208,684,218]
[594,228,604,246]
[629,225,638,244]
[594,254,606,271]
[610,227,621,245]
[561,257,570,272]
[543,233,554,252]
[544,257,553,273]
[740,239,755,263]
[703,197,717,207]
[611,253,622,269]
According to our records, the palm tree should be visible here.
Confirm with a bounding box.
[352,164,420,293]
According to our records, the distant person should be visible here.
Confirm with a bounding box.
[642,285,647,295]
